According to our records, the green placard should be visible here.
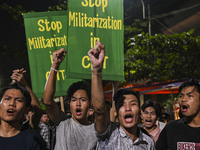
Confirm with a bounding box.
[23,11,80,98]
[67,0,124,80]
[23,0,124,98]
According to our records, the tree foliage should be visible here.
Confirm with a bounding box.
[48,0,68,11]
[125,30,200,83]
[124,19,149,51]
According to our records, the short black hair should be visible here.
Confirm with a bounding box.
[179,78,200,94]
[141,100,161,117]
[42,110,47,115]
[113,89,140,113]
[66,81,91,102]
[0,82,31,107]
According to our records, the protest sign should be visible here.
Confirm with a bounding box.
[23,11,80,98]
[23,0,124,98]
[67,0,124,80]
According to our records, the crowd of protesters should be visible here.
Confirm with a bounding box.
[0,42,200,150]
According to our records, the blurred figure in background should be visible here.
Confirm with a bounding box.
[171,101,181,120]
[159,107,171,123]
[38,111,50,150]
[141,100,165,143]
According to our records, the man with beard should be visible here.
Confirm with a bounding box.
[156,78,200,150]
[88,41,154,149]
[43,48,98,150]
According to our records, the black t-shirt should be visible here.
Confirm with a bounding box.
[0,129,45,150]
[156,118,200,150]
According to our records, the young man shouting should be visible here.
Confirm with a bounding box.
[88,41,154,149]
[156,78,200,150]
[141,100,163,143]
[43,48,98,150]
[0,83,44,150]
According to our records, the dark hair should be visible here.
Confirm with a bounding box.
[66,81,91,102]
[179,78,200,94]
[42,110,47,115]
[141,100,161,117]
[113,89,140,113]
[0,82,31,107]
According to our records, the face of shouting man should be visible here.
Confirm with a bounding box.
[141,106,158,132]
[117,94,140,130]
[0,89,27,124]
[179,86,200,119]
[70,89,90,125]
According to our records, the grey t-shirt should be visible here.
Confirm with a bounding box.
[97,122,155,150]
[49,111,69,150]
[54,117,98,150]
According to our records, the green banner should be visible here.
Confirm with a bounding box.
[23,11,80,98]
[67,0,124,80]
[23,0,124,98]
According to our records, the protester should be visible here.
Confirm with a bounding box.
[159,107,171,123]
[171,101,181,120]
[38,111,50,150]
[43,48,98,150]
[156,78,200,150]
[141,100,164,143]
[88,41,154,149]
[0,83,44,150]
[10,68,42,129]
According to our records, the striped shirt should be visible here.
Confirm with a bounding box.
[97,122,155,150]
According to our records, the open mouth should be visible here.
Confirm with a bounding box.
[144,119,153,126]
[75,108,82,116]
[7,109,14,115]
[145,119,152,123]
[181,104,189,112]
[124,114,133,123]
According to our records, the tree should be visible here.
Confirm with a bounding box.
[124,19,148,51]
[125,30,200,83]
[48,0,68,10]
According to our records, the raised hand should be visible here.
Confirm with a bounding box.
[88,41,105,73]
[10,68,27,85]
[52,48,67,67]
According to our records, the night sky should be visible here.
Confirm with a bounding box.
[0,0,60,46]
[0,0,60,85]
